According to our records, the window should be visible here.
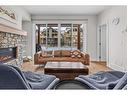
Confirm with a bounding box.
[61,24,72,50]
[35,23,86,52]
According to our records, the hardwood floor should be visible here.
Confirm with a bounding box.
[22,61,111,74]
[88,62,111,74]
[22,61,44,73]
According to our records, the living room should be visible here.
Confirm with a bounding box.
[0,0,127,92]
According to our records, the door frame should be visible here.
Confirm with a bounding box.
[97,23,109,65]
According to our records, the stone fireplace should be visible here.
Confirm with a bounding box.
[0,31,27,67]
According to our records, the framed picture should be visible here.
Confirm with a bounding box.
[0,6,18,24]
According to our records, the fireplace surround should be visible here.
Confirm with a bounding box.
[0,31,27,67]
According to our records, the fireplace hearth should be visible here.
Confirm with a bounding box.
[0,47,17,63]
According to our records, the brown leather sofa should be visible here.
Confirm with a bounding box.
[34,50,90,65]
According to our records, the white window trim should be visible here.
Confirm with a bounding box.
[33,20,88,52]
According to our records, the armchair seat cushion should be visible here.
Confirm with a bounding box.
[75,71,125,89]
[113,72,127,89]
[23,71,58,89]
[0,64,59,89]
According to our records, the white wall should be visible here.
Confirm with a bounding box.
[32,15,97,61]
[22,21,33,57]
[87,16,97,61]
[98,6,127,71]
[0,6,31,30]
[22,21,36,59]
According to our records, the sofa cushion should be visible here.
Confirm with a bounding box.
[61,50,71,57]
[40,54,50,58]
[54,50,61,57]
[71,50,82,58]
[42,57,84,62]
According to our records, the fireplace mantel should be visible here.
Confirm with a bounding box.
[0,23,27,36]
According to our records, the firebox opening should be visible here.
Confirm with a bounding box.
[0,47,17,64]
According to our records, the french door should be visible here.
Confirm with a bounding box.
[99,24,107,62]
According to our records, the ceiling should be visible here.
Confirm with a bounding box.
[22,5,111,16]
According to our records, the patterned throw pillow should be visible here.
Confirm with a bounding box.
[71,50,81,58]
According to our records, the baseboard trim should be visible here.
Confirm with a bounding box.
[108,63,125,72]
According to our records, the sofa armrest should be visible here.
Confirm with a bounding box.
[34,51,42,64]
[81,52,90,65]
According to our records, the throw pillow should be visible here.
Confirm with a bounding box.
[71,50,81,58]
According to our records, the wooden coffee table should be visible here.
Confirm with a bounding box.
[44,62,89,80]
